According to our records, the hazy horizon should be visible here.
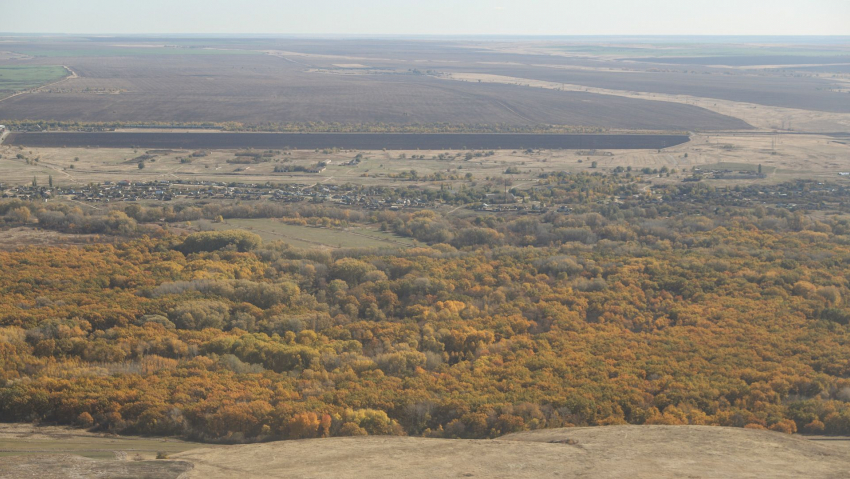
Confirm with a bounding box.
[1,0,848,36]
[1,34,849,43]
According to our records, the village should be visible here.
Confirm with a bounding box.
[2,173,847,218]
[0,178,440,210]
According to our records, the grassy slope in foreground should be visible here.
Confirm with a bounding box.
[1,425,847,479]
[171,425,850,479]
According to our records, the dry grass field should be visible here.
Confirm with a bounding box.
[3,132,691,150]
[0,424,200,479]
[192,219,416,249]
[0,423,204,460]
[174,427,850,479]
[0,226,106,250]
[2,131,848,189]
[1,424,847,479]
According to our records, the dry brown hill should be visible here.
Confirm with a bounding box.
[2,425,848,479]
[173,426,849,479]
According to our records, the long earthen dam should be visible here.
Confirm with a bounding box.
[4,132,690,150]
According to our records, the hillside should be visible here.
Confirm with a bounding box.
[172,426,849,478]
[4,187,850,441]
[2,425,847,478]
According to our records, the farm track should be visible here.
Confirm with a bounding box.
[5,132,690,150]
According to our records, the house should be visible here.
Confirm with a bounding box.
[0,125,6,132]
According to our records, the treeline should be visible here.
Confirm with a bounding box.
[0,200,361,236]
[2,195,850,441]
[0,172,684,236]
[1,177,845,248]
[0,200,165,237]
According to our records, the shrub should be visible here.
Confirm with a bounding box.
[803,419,825,433]
[820,308,850,325]
[451,227,503,247]
[792,281,817,298]
[168,300,230,330]
[77,412,94,427]
[178,230,263,253]
[330,258,376,285]
[136,314,176,330]
[535,255,583,276]
[769,419,797,434]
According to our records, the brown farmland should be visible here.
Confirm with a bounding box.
[442,63,850,114]
[0,40,753,130]
[3,131,690,150]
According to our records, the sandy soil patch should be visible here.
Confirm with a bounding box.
[0,51,32,61]
[263,50,398,63]
[435,72,850,133]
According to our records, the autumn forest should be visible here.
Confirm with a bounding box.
[1,174,850,443]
